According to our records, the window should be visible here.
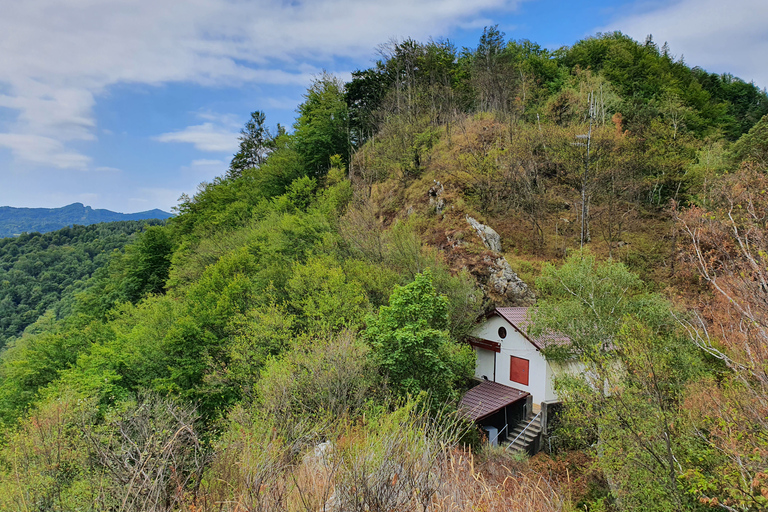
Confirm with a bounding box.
[498,326,507,339]
[509,356,529,386]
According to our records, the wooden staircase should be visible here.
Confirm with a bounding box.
[506,411,542,455]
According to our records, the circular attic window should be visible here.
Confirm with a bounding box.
[498,326,507,339]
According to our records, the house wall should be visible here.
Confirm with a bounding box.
[474,347,496,381]
[473,315,549,405]
[545,360,584,402]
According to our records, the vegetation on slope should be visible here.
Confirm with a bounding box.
[0,28,766,511]
[0,220,166,347]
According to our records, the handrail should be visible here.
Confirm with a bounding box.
[507,412,541,451]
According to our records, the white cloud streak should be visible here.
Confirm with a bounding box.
[601,0,768,88]
[155,123,240,153]
[0,133,91,169]
[0,0,520,169]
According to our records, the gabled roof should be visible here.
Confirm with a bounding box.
[489,307,570,351]
[459,381,529,422]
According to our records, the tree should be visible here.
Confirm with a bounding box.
[469,25,517,114]
[293,73,350,178]
[121,225,175,302]
[730,114,768,168]
[228,110,282,179]
[363,271,474,403]
[532,252,648,363]
[532,253,705,510]
[675,167,768,509]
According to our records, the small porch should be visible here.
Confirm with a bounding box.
[459,380,531,447]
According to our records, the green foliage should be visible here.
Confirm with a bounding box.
[287,254,370,335]
[731,114,768,168]
[0,388,206,512]
[228,110,284,179]
[534,254,709,510]
[0,389,102,511]
[532,251,658,361]
[257,331,377,425]
[293,72,350,178]
[212,303,295,401]
[0,324,98,425]
[120,225,175,301]
[0,221,156,346]
[364,271,475,403]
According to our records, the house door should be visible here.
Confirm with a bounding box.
[509,356,529,386]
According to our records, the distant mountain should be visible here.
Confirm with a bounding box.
[0,203,174,238]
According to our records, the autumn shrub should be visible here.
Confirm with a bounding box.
[82,392,208,512]
[257,330,379,427]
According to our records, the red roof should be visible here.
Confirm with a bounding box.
[492,307,569,351]
[459,381,529,421]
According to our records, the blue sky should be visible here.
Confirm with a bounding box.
[1,0,765,213]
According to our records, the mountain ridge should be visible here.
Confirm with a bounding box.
[0,202,174,238]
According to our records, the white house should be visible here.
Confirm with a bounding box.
[469,307,581,406]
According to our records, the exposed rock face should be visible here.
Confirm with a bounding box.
[466,215,502,252]
[486,256,534,305]
[428,180,446,214]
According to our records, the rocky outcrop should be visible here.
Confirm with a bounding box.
[486,256,534,305]
[428,180,446,214]
[466,215,502,252]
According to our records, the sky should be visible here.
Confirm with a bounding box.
[1,0,765,213]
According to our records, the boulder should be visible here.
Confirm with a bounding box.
[466,215,502,252]
[487,256,534,305]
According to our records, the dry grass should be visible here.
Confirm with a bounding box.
[187,442,568,512]
[430,449,565,512]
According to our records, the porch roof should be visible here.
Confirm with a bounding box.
[459,381,529,422]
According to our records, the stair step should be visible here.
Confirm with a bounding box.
[509,426,541,438]
[505,413,544,455]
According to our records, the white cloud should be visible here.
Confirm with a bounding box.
[194,112,241,128]
[155,123,239,153]
[601,0,768,88]
[191,159,227,167]
[0,132,91,169]
[0,0,522,169]
[265,96,304,110]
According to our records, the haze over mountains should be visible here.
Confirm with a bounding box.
[0,202,173,238]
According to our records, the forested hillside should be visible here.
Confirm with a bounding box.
[0,220,167,347]
[0,202,173,238]
[0,30,766,511]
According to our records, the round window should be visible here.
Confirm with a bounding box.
[498,326,507,339]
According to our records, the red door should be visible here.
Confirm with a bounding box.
[510,356,529,386]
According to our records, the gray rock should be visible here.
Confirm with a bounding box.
[488,256,534,304]
[428,180,446,214]
[466,215,502,252]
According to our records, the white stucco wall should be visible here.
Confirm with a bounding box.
[474,347,496,381]
[473,315,549,404]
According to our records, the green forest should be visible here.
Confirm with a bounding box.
[0,29,767,511]
[0,220,166,347]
